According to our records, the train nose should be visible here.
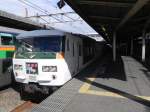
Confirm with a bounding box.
[37,75,52,83]
[15,72,26,80]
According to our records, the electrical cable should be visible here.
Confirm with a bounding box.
[24,0,64,22]
[18,0,63,22]
[18,0,50,23]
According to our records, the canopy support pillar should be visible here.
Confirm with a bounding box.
[130,37,133,56]
[142,32,146,62]
[113,32,116,62]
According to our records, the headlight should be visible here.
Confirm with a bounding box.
[42,66,57,72]
[14,64,23,70]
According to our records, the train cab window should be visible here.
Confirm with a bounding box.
[73,43,74,56]
[19,36,62,52]
[67,39,70,51]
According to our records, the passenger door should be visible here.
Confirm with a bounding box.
[73,39,80,74]
[65,37,75,75]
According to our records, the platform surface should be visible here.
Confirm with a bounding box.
[31,55,150,112]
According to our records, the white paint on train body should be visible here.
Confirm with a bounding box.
[13,59,71,86]
[13,30,104,93]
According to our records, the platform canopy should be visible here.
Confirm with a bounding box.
[0,10,45,31]
[65,0,150,43]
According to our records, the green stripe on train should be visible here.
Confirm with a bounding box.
[0,51,14,58]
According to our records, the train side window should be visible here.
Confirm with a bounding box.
[62,36,66,52]
[79,45,81,56]
[91,47,93,55]
[73,43,74,56]
[1,36,13,45]
[67,39,70,51]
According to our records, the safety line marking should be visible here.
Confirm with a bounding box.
[79,77,96,93]
[79,77,150,101]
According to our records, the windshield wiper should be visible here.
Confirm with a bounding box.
[19,40,33,52]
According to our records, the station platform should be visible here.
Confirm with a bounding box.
[31,55,150,112]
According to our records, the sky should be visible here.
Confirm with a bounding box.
[0,0,103,40]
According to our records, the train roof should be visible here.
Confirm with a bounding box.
[17,29,96,42]
[72,34,95,41]
[17,30,65,39]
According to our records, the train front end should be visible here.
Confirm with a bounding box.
[13,30,70,94]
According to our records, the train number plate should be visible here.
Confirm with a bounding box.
[29,76,36,82]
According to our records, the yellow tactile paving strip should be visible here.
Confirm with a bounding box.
[79,76,150,101]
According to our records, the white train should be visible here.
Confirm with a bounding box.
[13,30,104,94]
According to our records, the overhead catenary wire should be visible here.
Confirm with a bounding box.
[24,0,79,22]
[24,0,64,22]
[45,19,83,24]
[44,0,78,21]
[18,0,64,23]
[26,12,82,22]
[18,0,86,34]
[45,0,58,8]
[25,0,81,22]
[18,0,50,23]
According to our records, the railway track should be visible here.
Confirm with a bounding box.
[0,86,46,111]
[11,101,36,112]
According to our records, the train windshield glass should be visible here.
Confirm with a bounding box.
[19,36,62,52]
